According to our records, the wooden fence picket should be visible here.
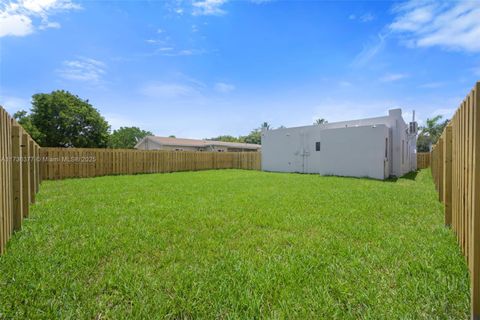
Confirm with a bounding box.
[36,148,261,180]
[0,106,40,255]
[430,82,480,318]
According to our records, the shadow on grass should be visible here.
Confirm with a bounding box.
[384,170,419,182]
[266,169,420,182]
[401,170,419,180]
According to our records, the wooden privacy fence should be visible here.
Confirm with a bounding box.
[417,152,430,169]
[39,148,261,180]
[0,106,41,255]
[430,82,480,318]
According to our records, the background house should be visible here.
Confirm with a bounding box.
[135,136,261,152]
[261,109,417,180]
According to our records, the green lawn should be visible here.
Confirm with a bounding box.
[0,169,469,319]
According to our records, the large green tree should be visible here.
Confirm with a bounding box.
[417,115,449,152]
[240,129,261,144]
[240,123,270,145]
[13,110,44,142]
[108,127,153,149]
[15,90,110,147]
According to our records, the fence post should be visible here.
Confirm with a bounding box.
[29,140,35,204]
[35,145,40,192]
[21,133,30,217]
[39,148,44,181]
[11,124,23,231]
[443,126,452,226]
[430,148,436,181]
[438,137,444,202]
[471,82,480,319]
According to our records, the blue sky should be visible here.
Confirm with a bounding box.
[1,0,479,138]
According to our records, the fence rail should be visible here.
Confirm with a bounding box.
[39,148,260,180]
[416,152,430,169]
[430,81,480,318]
[0,106,41,255]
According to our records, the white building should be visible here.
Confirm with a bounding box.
[261,109,417,180]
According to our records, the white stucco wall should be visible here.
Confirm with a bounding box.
[261,108,417,180]
[313,125,389,179]
[262,124,389,180]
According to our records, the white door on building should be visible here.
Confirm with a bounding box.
[292,131,310,173]
[302,131,310,173]
[301,131,312,173]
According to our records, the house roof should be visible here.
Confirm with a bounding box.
[269,108,407,132]
[136,136,261,150]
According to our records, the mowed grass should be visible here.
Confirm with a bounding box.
[0,169,469,319]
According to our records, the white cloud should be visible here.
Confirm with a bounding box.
[178,49,194,55]
[214,82,235,93]
[38,20,59,29]
[0,0,80,37]
[390,0,480,52]
[380,73,408,82]
[349,12,375,23]
[22,0,80,13]
[144,29,205,57]
[160,48,206,56]
[360,13,375,22]
[57,57,106,82]
[351,32,388,67]
[145,37,169,45]
[192,0,227,16]
[0,12,33,36]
